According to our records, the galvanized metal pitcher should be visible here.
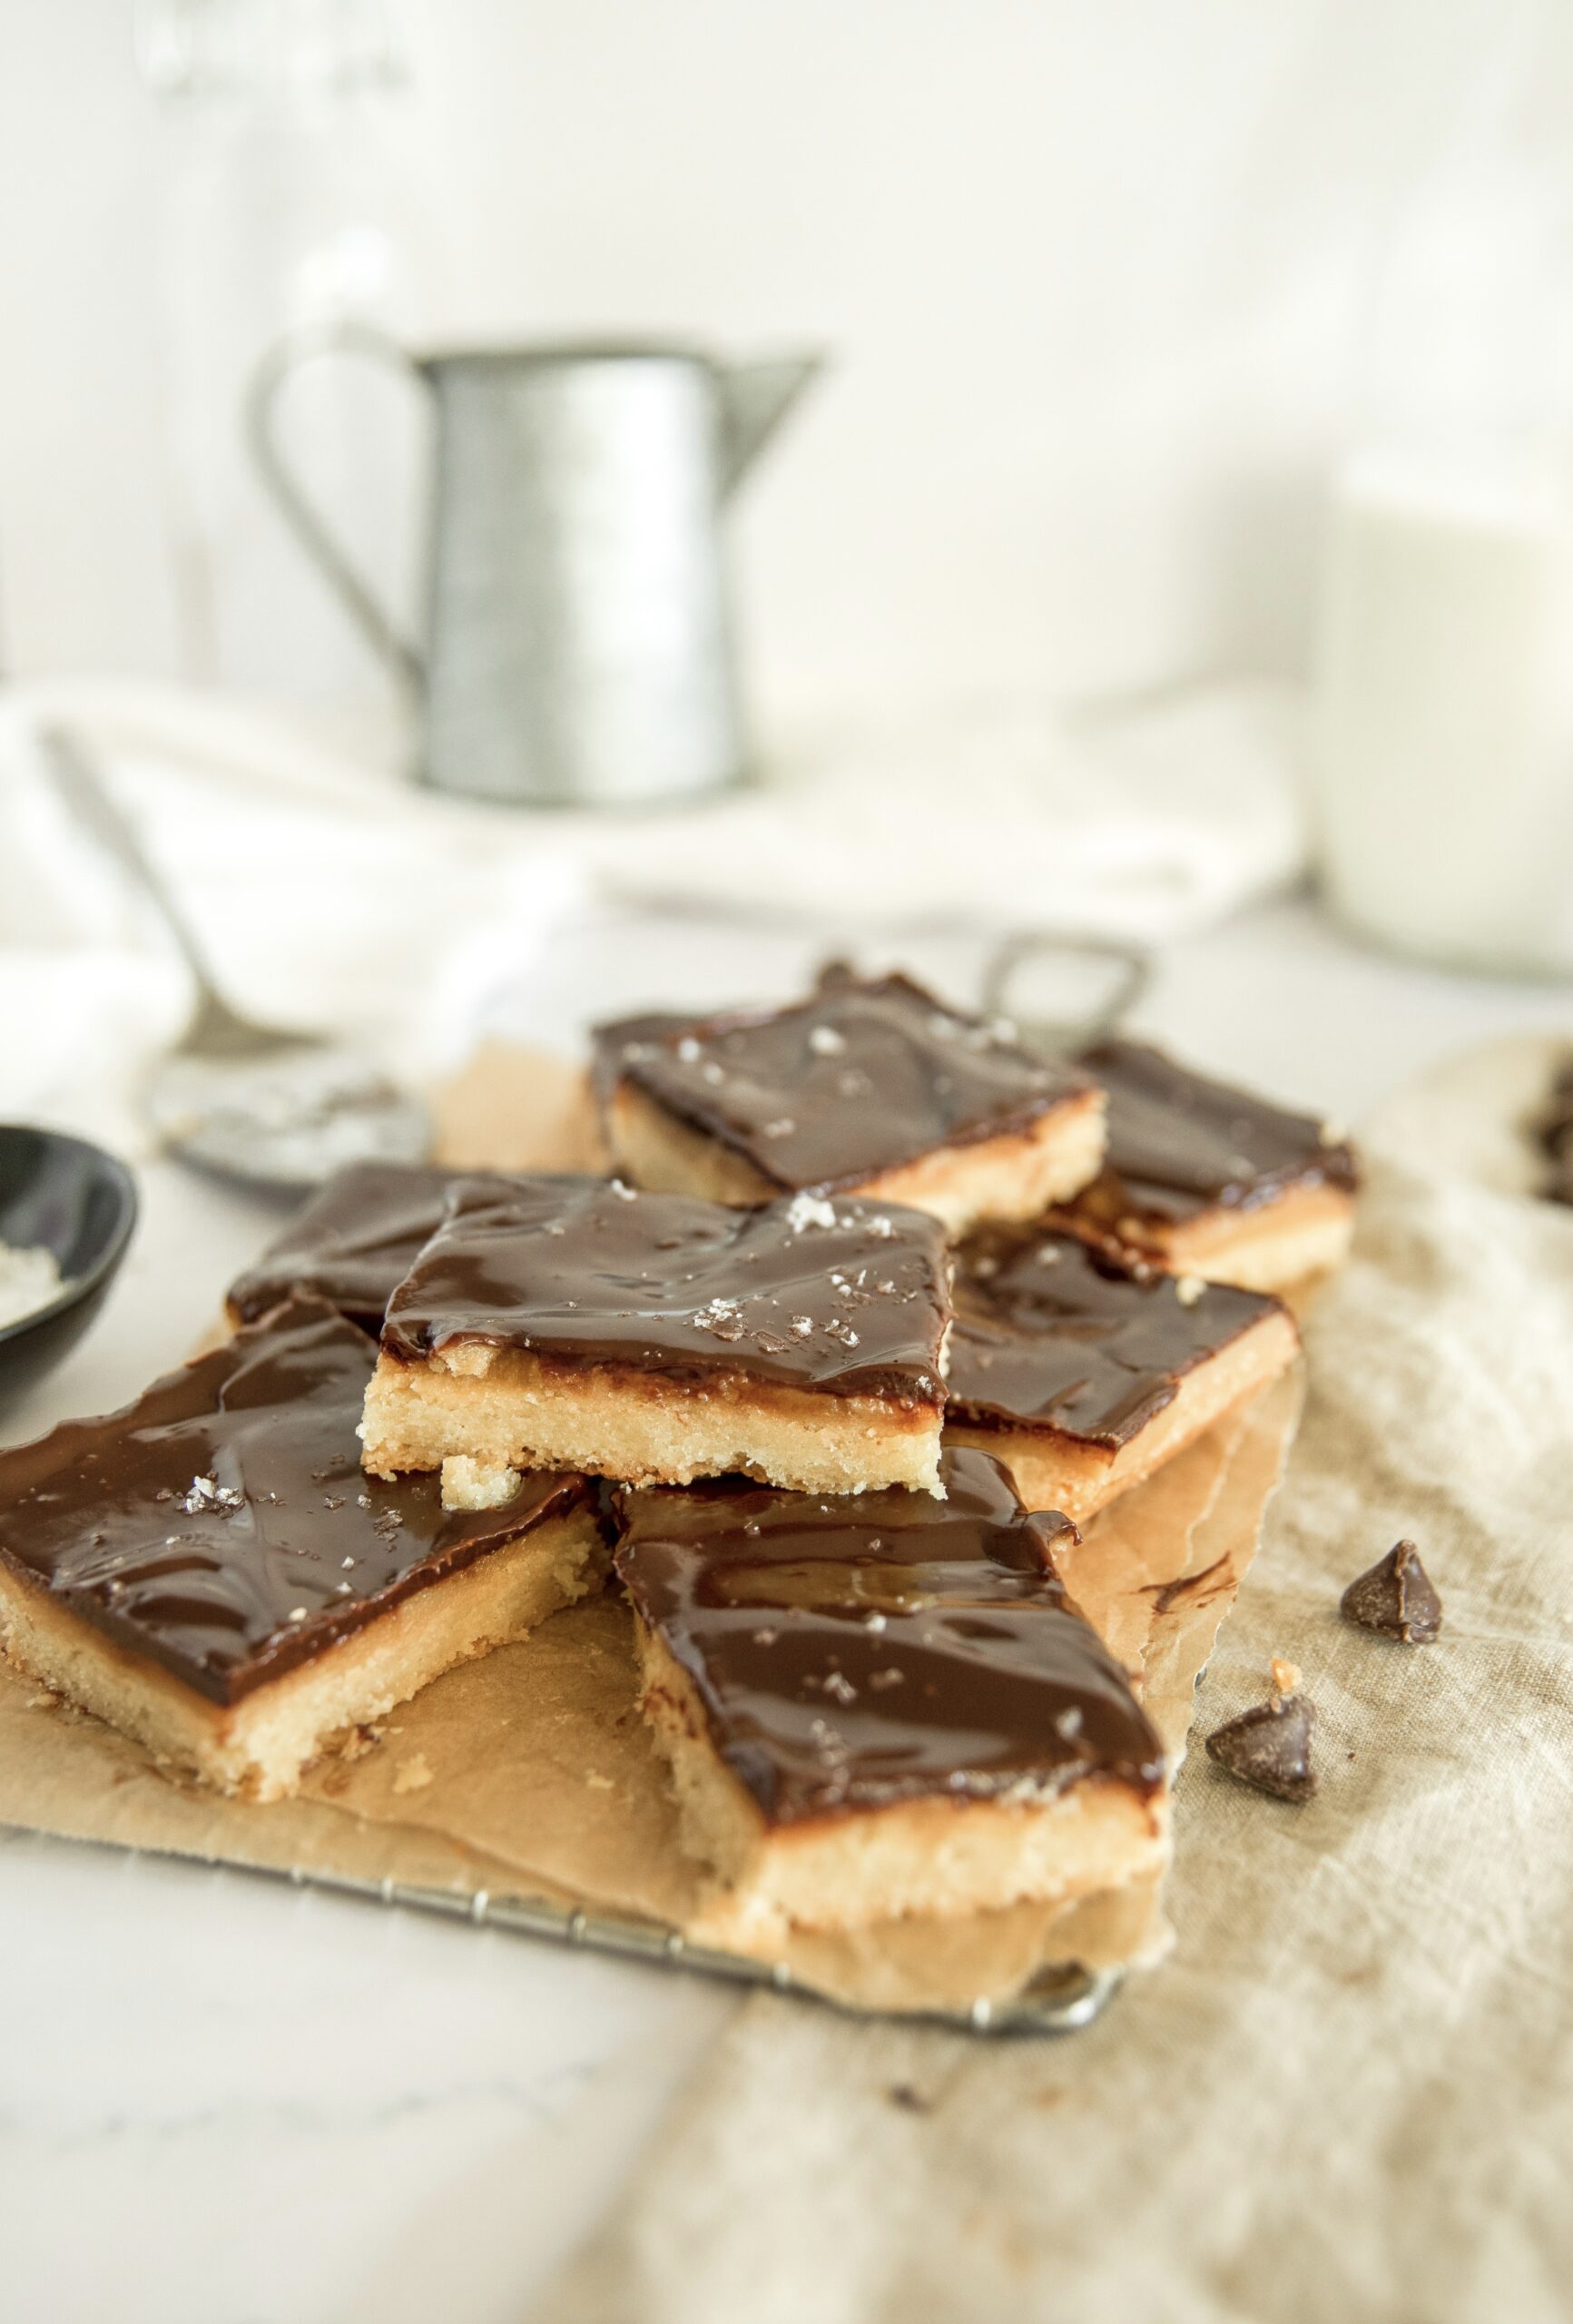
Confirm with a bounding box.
[247,334,821,806]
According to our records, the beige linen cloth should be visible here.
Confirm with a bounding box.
[534,1035,1573,2324]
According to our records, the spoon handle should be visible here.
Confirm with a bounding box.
[40,725,228,1014]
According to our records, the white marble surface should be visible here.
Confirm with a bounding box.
[0,1827,730,2324]
[3,895,1569,2324]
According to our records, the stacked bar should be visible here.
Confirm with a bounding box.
[359,1175,953,1500]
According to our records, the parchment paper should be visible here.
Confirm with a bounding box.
[0,1042,1303,2015]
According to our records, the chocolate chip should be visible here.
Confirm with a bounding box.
[1544,1161,1573,1208]
[1340,1539,1442,1644]
[1536,1061,1573,1145]
[888,2083,933,2113]
[1531,1059,1573,1198]
[1540,1104,1573,1159]
[1205,1692,1317,1801]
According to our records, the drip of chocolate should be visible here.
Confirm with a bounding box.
[614,1444,1164,1827]
[613,972,1094,1193]
[227,1162,463,1332]
[947,1222,1289,1447]
[380,1175,950,1406]
[1070,1038,1358,1229]
[1341,1541,1442,1644]
[1142,1552,1233,1618]
[0,1296,590,1704]
[1204,1691,1318,1802]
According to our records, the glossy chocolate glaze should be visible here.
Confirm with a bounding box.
[227,1162,461,1332]
[948,1222,1288,1447]
[615,972,1095,1193]
[0,1296,590,1705]
[615,1445,1163,1827]
[1069,1038,1358,1230]
[381,1175,950,1405]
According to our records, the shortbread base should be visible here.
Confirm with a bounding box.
[607,1082,1107,1236]
[0,1506,606,1802]
[946,1305,1299,1526]
[1155,1182,1355,1292]
[636,1628,1167,1945]
[1058,1180,1355,1295]
[362,1343,945,1496]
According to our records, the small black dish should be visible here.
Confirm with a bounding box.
[0,1126,139,1425]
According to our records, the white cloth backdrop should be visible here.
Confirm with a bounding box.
[0,674,1303,1151]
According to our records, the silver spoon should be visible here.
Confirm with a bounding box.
[42,725,432,1194]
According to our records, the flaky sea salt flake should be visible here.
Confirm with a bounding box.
[785,1191,838,1233]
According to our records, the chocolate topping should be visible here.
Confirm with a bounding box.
[1204,1691,1318,1801]
[381,1175,950,1405]
[0,1296,590,1705]
[1341,1540,1442,1644]
[614,1444,1164,1827]
[947,1223,1291,1448]
[614,972,1095,1194]
[227,1162,460,1332]
[1069,1038,1358,1232]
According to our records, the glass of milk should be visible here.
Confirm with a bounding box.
[1312,159,1573,975]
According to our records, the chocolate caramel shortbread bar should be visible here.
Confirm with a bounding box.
[598,971,1106,1235]
[0,1297,603,1798]
[944,1223,1299,1524]
[361,1176,951,1499]
[1059,1039,1358,1293]
[614,1445,1167,1944]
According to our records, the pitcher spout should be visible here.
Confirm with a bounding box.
[715,351,825,496]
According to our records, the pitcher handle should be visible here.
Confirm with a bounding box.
[245,320,428,698]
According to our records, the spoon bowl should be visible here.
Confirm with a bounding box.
[144,1038,433,1194]
[0,1126,139,1423]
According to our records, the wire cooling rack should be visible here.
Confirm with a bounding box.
[8,1825,1120,2035]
